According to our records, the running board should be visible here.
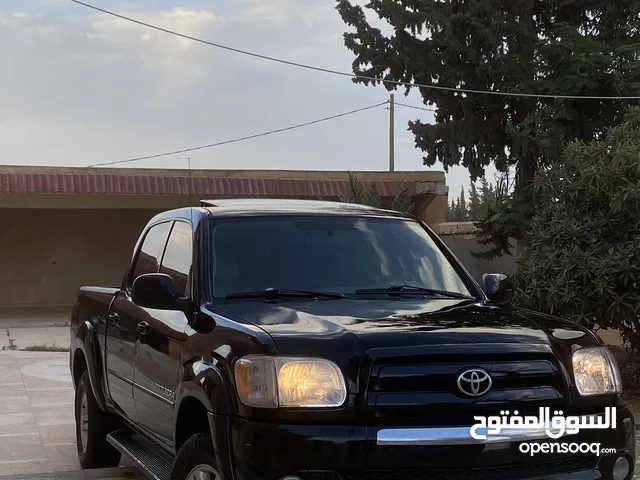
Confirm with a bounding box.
[0,466,144,480]
[107,429,174,480]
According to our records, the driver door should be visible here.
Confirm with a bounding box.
[105,220,172,423]
[133,220,192,445]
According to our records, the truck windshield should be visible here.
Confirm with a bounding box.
[210,215,474,299]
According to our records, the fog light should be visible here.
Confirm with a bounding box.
[613,456,630,480]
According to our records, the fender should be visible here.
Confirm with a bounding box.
[174,359,233,424]
[73,320,108,412]
[174,360,237,480]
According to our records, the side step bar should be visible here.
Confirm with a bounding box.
[107,429,174,480]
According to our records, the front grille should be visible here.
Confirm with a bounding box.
[338,456,598,480]
[365,350,567,424]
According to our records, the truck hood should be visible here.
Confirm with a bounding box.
[217,297,596,355]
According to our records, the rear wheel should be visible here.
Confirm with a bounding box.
[74,370,121,469]
[171,433,221,480]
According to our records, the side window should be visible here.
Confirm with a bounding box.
[160,221,193,297]
[130,222,172,286]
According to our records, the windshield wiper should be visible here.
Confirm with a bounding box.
[355,284,474,300]
[226,287,346,300]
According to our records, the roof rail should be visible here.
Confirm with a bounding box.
[198,198,388,212]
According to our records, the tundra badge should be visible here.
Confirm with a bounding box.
[155,384,175,401]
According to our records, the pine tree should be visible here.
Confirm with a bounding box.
[458,187,467,221]
[468,182,481,221]
[487,182,496,208]
[480,177,491,214]
[336,0,640,256]
[447,199,456,221]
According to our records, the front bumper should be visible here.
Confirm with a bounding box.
[221,407,635,480]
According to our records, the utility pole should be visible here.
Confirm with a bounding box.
[389,93,395,172]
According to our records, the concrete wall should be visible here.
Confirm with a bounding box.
[433,223,628,346]
[434,222,518,283]
[0,202,448,309]
[440,234,518,283]
[0,209,161,307]
[417,195,448,226]
[0,196,449,310]
[0,191,448,225]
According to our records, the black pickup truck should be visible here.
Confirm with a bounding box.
[70,199,635,480]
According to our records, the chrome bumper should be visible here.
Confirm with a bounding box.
[376,411,612,446]
[377,426,574,446]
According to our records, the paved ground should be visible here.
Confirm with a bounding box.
[0,351,76,476]
[0,350,142,479]
[0,307,70,330]
[0,307,69,351]
[2,327,69,351]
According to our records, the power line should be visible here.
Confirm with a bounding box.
[86,101,388,168]
[395,102,437,112]
[71,0,640,101]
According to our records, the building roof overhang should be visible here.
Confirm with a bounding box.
[0,166,448,199]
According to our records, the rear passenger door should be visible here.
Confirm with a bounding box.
[133,220,192,445]
[106,220,172,423]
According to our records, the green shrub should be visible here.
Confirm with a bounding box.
[512,107,640,350]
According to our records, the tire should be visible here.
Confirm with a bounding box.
[74,370,122,469]
[171,433,221,480]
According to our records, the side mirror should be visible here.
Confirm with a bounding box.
[482,273,514,306]
[132,273,183,310]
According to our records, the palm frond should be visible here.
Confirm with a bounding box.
[391,184,413,213]
[340,172,412,212]
[349,171,366,203]
[363,182,383,207]
[339,171,364,203]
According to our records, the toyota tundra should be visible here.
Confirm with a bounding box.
[69,199,636,480]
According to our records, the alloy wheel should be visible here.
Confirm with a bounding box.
[185,464,220,480]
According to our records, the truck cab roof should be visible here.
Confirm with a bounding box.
[200,198,412,218]
[150,198,415,224]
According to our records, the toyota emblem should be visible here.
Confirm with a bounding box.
[456,368,492,397]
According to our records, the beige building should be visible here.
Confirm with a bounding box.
[0,165,448,321]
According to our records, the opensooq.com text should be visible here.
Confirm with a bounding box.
[520,442,616,457]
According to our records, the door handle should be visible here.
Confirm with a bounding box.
[137,321,150,336]
[108,312,119,326]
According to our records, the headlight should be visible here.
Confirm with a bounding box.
[572,347,622,396]
[233,355,347,408]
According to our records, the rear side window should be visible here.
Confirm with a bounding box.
[160,221,193,297]
[131,221,172,285]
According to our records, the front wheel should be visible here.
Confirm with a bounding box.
[171,433,221,480]
[74,370,121,469]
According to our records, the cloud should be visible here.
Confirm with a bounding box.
[0,0,475,198]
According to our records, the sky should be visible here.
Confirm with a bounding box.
[1,0,497,201]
